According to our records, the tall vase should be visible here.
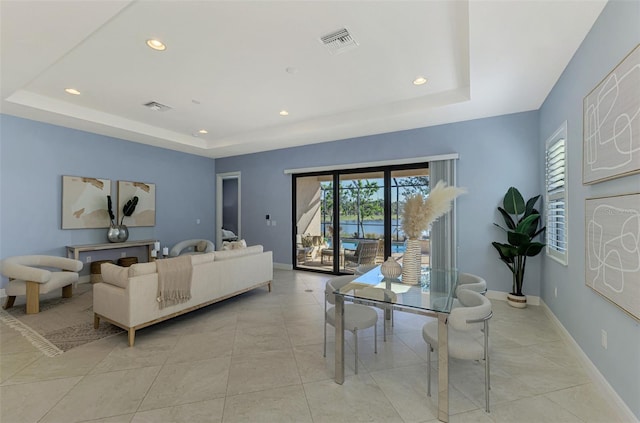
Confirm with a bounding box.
[107,224,129,243]
[401,239,422,285]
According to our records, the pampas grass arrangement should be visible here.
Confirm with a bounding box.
[402,181,466,239]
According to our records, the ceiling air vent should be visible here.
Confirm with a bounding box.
[143,101,172,112]
[320,28,358,54]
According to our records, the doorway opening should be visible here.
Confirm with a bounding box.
[216,172,241,250]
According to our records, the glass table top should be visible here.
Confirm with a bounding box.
[336,265,459,314]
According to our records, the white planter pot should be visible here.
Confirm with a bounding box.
[507,293,527,308]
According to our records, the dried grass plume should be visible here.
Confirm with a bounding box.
[402,181,466,239]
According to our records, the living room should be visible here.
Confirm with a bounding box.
[1,1,639,422]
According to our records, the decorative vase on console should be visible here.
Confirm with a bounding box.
[106,195,138,243]
[400,181,466,285]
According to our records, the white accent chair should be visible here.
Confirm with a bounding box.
[457,272,488,294]
[452,273,488,309]
[422,289,493,412]
[169,239,215,257]
[0,255,83,314]
[355,287,397,341]
[324,275,378,374]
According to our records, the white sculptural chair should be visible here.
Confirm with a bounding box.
[0,255,83,314]
[355,287,397,341]
[169,239,215,256]
[422,289,493,412]
[452,272,488,309]
[457,272,488,294]
[324,275,378,374]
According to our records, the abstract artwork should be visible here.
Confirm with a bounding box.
[117,180,156,227]
[583,44,640,184]
[585,193,640,320]
[62,176,111,229]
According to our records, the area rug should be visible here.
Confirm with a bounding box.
[0,284,123,357]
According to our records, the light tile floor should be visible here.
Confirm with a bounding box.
[0,269,632,423]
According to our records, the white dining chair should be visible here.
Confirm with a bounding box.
[355,287,397,341]
[324,275,378,374]
[422,289,493,412]
[457,272,487,294]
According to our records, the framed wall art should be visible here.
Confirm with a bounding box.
[117,180,156,227]
[62,176,111,229]
[585,193,640,320]
[583,44,640,184]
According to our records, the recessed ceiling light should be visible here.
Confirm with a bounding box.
[413,77,427,86]
[198,129,208,134]
[279,110,289,116]
[146,39,166,51]
[64,88,81,95]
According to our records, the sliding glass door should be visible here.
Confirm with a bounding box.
[293,164,429,275]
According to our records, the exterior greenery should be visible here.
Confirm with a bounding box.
[492,187,546,296]
[320,176,429,240]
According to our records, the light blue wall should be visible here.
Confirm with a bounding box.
[0,115,216,285]
[539,0,640,418]
[216,111,541,295]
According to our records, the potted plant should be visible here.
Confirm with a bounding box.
[492,187,545,308]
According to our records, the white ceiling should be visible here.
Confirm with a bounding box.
[1,1,607,159]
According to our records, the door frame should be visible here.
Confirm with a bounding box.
[216,171,241,250]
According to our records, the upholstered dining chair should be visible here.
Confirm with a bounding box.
[422,289,493,412]
[457,272,488,294]
[452,273,488,309]
[0,255,83,314]
[355,287,397,341]
[324,275,378,374]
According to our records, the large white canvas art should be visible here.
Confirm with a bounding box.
[585,193,640,320]
[62,176,111,229]
[117,180,156,227]
[583,44,640,184]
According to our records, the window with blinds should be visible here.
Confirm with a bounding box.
[545,122,567,265]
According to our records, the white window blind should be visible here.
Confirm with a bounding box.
[545,122,567,265]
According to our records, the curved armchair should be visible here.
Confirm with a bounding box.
[457,272,487,294]
[423,289,493,412]
[169,239,215,257]
[0,255,83,314]
[324,275,378,374]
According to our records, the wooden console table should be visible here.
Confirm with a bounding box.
[66,239,156,262]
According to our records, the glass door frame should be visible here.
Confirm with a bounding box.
[292,162,429,275]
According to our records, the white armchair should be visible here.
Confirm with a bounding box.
[0,255,83,314]
[169,239,215,257]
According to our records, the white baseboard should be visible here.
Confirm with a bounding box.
[540,300,638,422]
[486,289,541,306]
[273,262,293,270]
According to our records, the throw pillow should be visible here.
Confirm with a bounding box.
[230,239,247,249]
[196,240,208,252]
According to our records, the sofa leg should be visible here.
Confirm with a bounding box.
[25,281,40,314]
[128,329,136,347]
[94,314,100,329]
[268,281,272,292]
[3,296,16,310]
[62,284,73,298]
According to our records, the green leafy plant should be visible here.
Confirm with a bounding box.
[120,196,139,225]
[492,187,546,296]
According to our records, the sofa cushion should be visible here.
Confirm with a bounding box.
[214,245,263,261]
[101,263,129,289]
[129,262,157,277]
[191,252,215,265]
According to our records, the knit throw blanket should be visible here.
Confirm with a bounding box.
[156,255,192,309]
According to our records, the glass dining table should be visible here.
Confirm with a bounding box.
[333,265,458,423]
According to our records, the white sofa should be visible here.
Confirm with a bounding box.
[94,245,272,346]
